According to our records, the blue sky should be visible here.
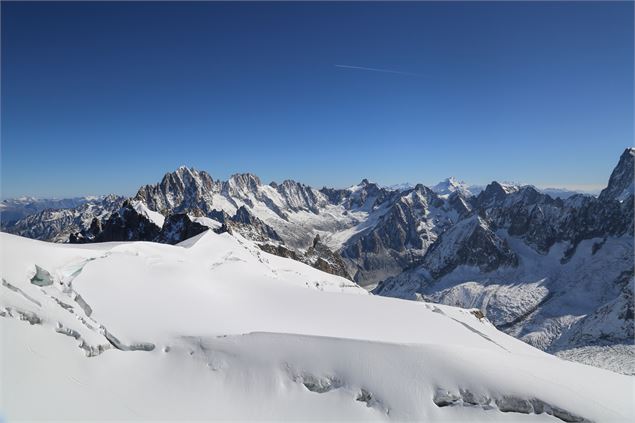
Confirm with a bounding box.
[1,1,633,198]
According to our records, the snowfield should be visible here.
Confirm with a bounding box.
[1,231,633,421]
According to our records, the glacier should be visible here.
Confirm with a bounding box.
[1,231,634,421]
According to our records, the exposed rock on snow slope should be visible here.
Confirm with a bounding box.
[375,234,633,355]
[260,234,352,279]
[374,149,634,374]
[71,200,163,243]
[340,184,471,286]
[2,195,124,242]
[0,195,103,224]
[1,232,633,421]
[599,148,635,202]
[418,215,518,279]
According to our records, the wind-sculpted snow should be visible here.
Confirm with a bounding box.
[1,232,634,421]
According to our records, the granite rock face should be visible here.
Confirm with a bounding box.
[419,215,518,279]
[259,235,351,280]
[598,148,634,202]
[70,200,161,243]
[158,214,209,244]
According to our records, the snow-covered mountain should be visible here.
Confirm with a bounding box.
[599,147,635,202]
[403,178,592,200]
[2,195,124,242]
[2,231,633,421]
[1,149,632,374]
[539,187,593,200]
[431,176,477,198]
[0,195,104,224]
[375,148,635,373]
[135,173,487,286]
[430,178,597,200]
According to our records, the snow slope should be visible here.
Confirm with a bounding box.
[1,232,633,421]
[130,199,166,228]
[375,231,634,374]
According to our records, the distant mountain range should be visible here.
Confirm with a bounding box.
[1,148,633,374]
[0,196,106,224]
[1,195,125,243]
[389,178,598,200]
[0,179,595,228]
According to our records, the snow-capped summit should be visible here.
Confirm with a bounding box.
[226,172,262,195]
[431,176,472,198]
[136,167,217,213]
[346,178,373,193]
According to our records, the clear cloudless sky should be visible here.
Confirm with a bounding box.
[1,1,633,198]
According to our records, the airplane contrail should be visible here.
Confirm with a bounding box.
[334,64,423,77]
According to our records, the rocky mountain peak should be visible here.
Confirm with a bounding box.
[344,179,387,210]
[274,180,322,213]
[135,167,215,213]
[420,215,518,279]
[228,173,262,191]
[599,147,634,202]
[175,165,194,175]
[350,178,380,192]
[233,205,254,224]
[161,166,212,188]
[213,206,282,243]
[158,214,209,244]
[431,176,472,197]
[71,200,162,244]
[475,181,508,208]
[412,183,435,195]
[512,185,558,207]
[447,190,473,216]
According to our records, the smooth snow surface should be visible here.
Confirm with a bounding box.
[1,231,633,421]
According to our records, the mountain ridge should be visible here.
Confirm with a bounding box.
[1,148,633,373]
